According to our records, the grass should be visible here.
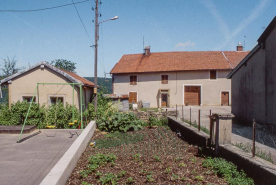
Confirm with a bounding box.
[139,107,159,112]
[233,142,275,164]
[182,118,210,134]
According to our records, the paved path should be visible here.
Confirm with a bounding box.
[0,129,81,185]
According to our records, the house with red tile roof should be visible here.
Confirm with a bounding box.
[110,46,249,108]
[0,61,94,109]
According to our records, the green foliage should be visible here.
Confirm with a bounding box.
[126,177,135,184]
[99,173,118,185]
[81,181,91,185]
[234,142,275,164]
[202,157,254,185]
[84,77,112,94]
[117,170,126,178]
[146,174,155,182]
[0,100,82,128]
[153,155,161,162]
[50,59,76,72]
[148,116,168,127]
[96,132,144,149]
[164,167,172,174]
[140,107,158,112]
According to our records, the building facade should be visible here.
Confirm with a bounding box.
[228,16,276,125]
[111,48,248,108]
[0,61,94,109]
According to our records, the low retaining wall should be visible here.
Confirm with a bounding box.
[168,116,209,147]
[168,116,276,185]
[40,121,96,185]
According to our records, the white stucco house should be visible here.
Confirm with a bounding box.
[110,46,249,108]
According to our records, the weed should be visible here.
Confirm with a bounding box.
[190,156,196,163]
[146,174,155,182]
[174,157,182,161]
[195,175,204,181]
[95,171,102,179]
[202,157,254,185]
[171,173,179,181]
[179,162,186,167]
[126,177,135,184]
[117,171,126,178]
[164,167,172,174]
[133,153,141,161]
[99,173,118,185]
[81,181,91,185]
[153,155,161,162]
[80,170,88,178]
[139,162,143,167]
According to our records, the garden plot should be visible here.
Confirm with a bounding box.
[66,127,253,184]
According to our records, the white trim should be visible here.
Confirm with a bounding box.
[48,94,66,106]
[129,75,138,86]
[160,74,169,85]
[128,91,138,103]
[183,84,203,106]
[220,90,231,106]
[209,70,218,81]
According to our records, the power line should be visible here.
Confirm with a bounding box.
[0,0,89,12]
[71,0,93,44]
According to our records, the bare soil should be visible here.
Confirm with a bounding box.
[66,127,227,184]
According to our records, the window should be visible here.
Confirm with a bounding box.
[50,97,64,105]
[161,75,168,84]
[130,76,137,85]
[22,96,36,103]
[210,70,217,80]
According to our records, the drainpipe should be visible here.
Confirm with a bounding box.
[0,83,2,99]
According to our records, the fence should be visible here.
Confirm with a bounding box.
[174,105,276,163]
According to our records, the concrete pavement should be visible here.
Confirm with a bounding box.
[0,129,81,185]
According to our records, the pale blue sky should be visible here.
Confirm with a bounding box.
[0,0,275,77]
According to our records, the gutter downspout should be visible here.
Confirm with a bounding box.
[0,83,3,99]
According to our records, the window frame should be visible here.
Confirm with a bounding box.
[161,75,169,84]
[129,75,137,85]
[209,70,217,80]
[22,96,36,103]
[48,95,66,106]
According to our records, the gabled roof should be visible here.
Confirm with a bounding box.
[110,51,249,74]
[228,16,276,79]
[0,61,94,87]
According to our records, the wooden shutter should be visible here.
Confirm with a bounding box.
[130,76,137,85]
[210,70,216,80]
[129,92,137,103]
[161,75,168,84]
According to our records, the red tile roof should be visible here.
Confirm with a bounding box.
[110,51,249,74]
[59,69,95,87]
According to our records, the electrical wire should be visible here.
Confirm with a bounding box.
[71,0,93,44]
[0,0,89,12]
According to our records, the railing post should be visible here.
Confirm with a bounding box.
[252,119,256,157]
[198,109,200,131]
[176,104,178,118]
[182,105,184,120]
[190,107,191,126]
[166,108,167,116]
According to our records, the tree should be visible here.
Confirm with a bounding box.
[51,59,76,72]
[1,56,20,77]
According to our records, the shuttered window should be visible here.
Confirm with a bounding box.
[161,75,168,84]
[130,76,137,85]
[210,70,217,80]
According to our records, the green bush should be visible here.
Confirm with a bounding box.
[97,112,144,132]
[148,116,168,127]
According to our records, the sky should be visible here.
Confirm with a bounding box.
[0,0,275,77]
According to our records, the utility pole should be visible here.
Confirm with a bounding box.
[94,0,98,114]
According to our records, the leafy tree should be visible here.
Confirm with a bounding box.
[51,59,76,72]
[1,56,20,77]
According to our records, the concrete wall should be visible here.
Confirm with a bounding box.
[8,66,91,109]
[231,27,276,125]
[113,70,231,107]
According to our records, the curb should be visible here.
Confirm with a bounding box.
[40,121,96,185]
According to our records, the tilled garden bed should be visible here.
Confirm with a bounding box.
[66,127,231,184]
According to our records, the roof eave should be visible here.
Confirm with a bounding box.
[227,45,260,79]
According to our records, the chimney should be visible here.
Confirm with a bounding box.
[144,46,150,55]
[236,42,243,51]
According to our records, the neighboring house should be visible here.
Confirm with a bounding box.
[227,16,276,125]
[110,46,249,108]
[0,61,95,109]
